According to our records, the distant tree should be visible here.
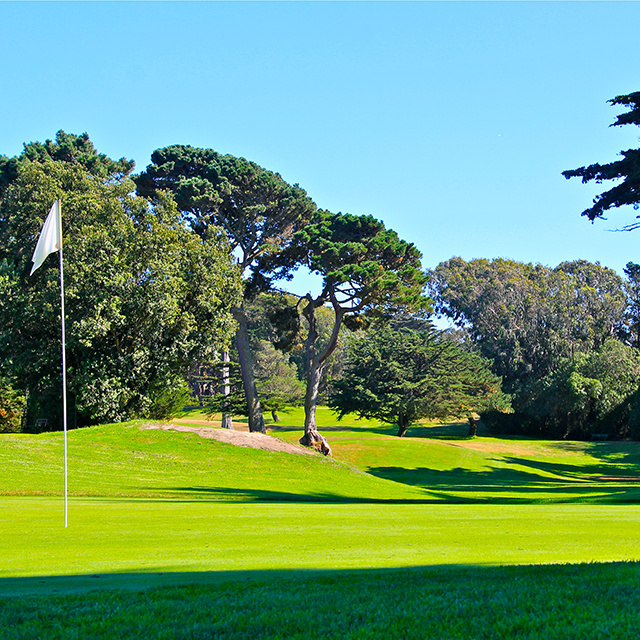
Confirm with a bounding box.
[289,210,429,453]
[136,145,316,433]
[623,262,640,348]
[428,257,628,436]
[562,91,640,228]
[0,156,241,428]
[253,340,304,422]
[506,339,640,439]
[330,323,508,437]
[428,257,626,395]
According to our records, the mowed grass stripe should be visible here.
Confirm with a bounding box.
[2,498,640,591]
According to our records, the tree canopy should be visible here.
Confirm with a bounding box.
[0,150,241,428]
[563,91,640,228]
[429,257,633,437]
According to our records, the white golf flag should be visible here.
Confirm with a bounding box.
[30,200,62,275]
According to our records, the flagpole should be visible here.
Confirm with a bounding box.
[57,199,68,528]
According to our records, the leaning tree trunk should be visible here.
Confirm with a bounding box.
[298,296,343,456]
[300,357,332,455]
[233,307,266,433]
[220,350,234,430]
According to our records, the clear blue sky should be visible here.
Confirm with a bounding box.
[2,1,640,296]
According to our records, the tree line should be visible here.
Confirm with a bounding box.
[1,89,640,448]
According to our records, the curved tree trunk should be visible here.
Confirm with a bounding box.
[299,296,343,456]
[300,357,332,455]
[233,307,266,433]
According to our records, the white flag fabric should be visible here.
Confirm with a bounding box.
[30,201,62,276]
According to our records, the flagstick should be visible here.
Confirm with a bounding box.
[57,200,68,528]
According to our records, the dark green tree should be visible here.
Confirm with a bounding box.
[0,130,134,200]
[623,262,640,348]
[136,145,316,433]
[330,323,508,437]
[0,155,241,428]
[291,210,429,453]
[563,91,640,228]
[508,339,640,439]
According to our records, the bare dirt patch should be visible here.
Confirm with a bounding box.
[141,423,315,456]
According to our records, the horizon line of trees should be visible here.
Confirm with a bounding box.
[2,87,640,448]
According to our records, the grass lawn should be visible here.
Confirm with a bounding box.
[2,408,640,637]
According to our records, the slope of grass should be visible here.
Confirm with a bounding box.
[0,420,425,502]
[265,408,640,503]
[3,411,640,637]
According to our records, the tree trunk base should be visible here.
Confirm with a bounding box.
[467,416,477,437]
[300,429,332,456]
[221,414,234,430]
[397,424,408,438]
[271,410,280,423]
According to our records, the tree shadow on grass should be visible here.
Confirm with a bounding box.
[136,485,439,504]
[366,464,640,504]
[3,560,640,599]
[134,477,640,504]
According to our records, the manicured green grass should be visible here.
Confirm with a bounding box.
[3,498,640,591]
[3,562,640,639]
[3,409,640,637]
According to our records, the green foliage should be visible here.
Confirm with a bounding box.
[203,358,248,417]
[136,144,316,277]
[0,151,242,428]
[563,91,640,227]
[506,339,640,439]
[295,210,429,319]
[20,130,135,179]
[330,322,508,435]
[148,379,194,421]
[0,377,26,433]
[429,257,629,436]
[254,340,304,418]
[623,261,640,348]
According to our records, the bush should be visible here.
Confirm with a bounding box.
[0,381,26,433]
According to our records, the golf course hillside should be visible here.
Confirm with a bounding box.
[3,407,640,638]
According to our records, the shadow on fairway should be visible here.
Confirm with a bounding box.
[3,560,640,598]
[138,485,440,504]
[365,464,640,504]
